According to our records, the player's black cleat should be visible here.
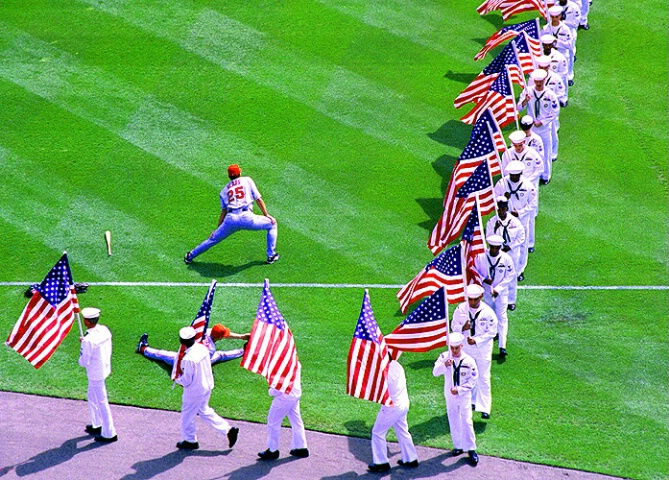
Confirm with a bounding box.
[184,252,193,264]
[136,333,148,354]
[267,254,280,264]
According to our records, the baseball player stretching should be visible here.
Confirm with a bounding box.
[185,164,279,264]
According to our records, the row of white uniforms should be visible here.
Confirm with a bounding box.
[371,360,418,465]
[433,350,478,451]
[175,342,232,443]
[473,249,516,349]
[266,365,308,452]
[451,302,498,415]
[79,323,117,439]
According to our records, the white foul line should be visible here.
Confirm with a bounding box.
[0,282,666,290]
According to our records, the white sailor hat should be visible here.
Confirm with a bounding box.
[465,284,485,298]
[505,160,525,174]
[509,130,526,144]
[548,5,564,16]
[487,234,505,246]
[541,34,557,44]
[496,195,509,205]
[448,332,464,346]
[537,55,552,67]
[520,115,534,127]
[81,307,101,320]
[530,69,548,82]
[179,326,197,340]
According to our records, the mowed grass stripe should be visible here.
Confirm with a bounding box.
[0,25,427,280]
[77,0,446,162]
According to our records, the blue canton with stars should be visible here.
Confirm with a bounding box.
[489,68,514,96]
[193,282,216,332]
[511,32,532,54]
[456,161,492,198]
[36,254,74,307]
[257,281,286,331]
[482,42,521,75]
[461,122,496,161]
[353,291,381,342]
[404,287,447,325]
[461,205,481,243]
[427,244,463,276]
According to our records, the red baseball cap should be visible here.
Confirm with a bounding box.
[227,164,241,177]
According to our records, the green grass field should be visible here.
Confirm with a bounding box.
[0,1,666,479]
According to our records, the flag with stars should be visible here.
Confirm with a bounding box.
[454,42,523,109]
[241,279,300,394]
[387,287,449,352]
[6,253,80,369]
[461,203,486,285]
[475,19,541,61]
[398,244,466,314]
[171,280,217,380]
[346,290,392,406]
[461,67,519,127]
[428,158,495,255]
[474,109,507,155]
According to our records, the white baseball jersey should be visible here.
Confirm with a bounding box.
[219,176,261,211]
[500,146,544,185]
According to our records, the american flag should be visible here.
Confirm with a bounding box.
[469,110,505,172]
[6,253,80,369]
[346,290,391,406]
[475,19,541,61]
[387,287,449,352]
[461,67,518,127]
[477,0,507,15]
[454,42,524,109]
[428,142,496,255]
[398,244,466,313]
[499,0,547,20]
[461,202,487,285]
[511,32,540,74]
[171,280,217,380]
[241,279,299,394]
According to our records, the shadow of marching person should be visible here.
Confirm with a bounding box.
[14,435,104,477]
[225,456,297,480]
[320,452,466,480]
[120,449,229,480]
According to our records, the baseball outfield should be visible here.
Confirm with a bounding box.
[0,1,667,479]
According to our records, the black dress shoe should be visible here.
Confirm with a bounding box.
[499,348,508,358]
[398,459,419,468]
[258,449,280,460]
[451,448,464,456]
[227,427,239,448]
[85,425,102,435]
[568,79,574,86]
[507,303,516,311]
[468,450,479,465]
[94,435,118,444]
[368,463,391,473]
[176,440,199,450]
[481,413,490,420]
[289,448,310,458]
[528,247,535,253]
[517,273,525,282]
[493,334,499,341]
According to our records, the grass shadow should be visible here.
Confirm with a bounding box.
[186,260,266,278]
[444,71,477,85]
[428,122,472,151]
[481,13,505,30]
[406,359,435,371]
